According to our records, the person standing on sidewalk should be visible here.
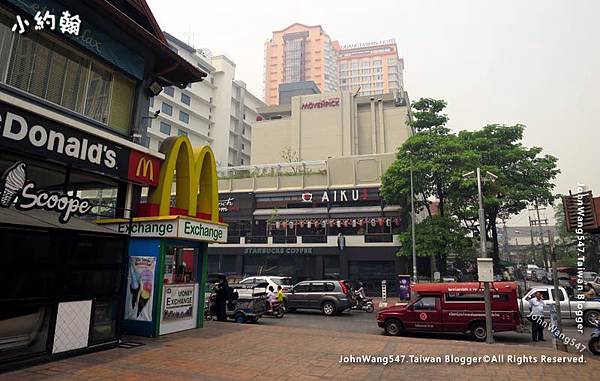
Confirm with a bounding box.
[528,291,545,341]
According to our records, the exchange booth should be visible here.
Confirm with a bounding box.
[97,136,227,337]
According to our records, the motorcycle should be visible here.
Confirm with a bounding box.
[589,319,600,355]
[264,301,286,318]
[351,292,375,313]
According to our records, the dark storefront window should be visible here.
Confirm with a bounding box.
[0,228,127,362]
[349,261,396,295]
[0,11,135,135]
[323,256,340,279]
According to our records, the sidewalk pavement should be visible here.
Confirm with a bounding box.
[3,321,599,381]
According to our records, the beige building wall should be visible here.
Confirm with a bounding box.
[264,23,339,106]
[251,91,411,165]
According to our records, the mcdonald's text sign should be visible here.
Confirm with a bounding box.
[128,150,161,186]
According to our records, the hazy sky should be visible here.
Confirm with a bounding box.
[147,0,599,225]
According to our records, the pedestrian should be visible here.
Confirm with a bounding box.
[528,291,545,341]
[584,283,598,300]
[214,275,229,322]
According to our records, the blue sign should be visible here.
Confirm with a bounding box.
[397,275,411,300]
[8,0,145,79]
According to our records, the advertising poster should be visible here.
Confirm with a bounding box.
[398,275,411,301]
[162,285,194,321]
[125,256,156,321]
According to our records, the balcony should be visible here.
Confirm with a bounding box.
[217,153,395,193]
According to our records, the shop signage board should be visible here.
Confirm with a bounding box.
[127,150,161,186]
[301,188,371,203]
[243,247,313,255]
[125,256,156,322]
[0,101,129,178]
[162,284,194,321]
[100,216,228,243]
[0,161,92,223]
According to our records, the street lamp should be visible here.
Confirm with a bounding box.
[407,150,417,282]
[463,168,497,344]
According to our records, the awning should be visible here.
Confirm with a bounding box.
[254,208,328,219]
[0,208,125,235]
[328,206,382,216]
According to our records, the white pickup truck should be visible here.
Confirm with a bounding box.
[521,285,600,328]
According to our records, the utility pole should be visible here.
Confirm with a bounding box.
[463,168,497,344]
[407,151,418,282]
[533,201,549,271]
[528,219,536,264]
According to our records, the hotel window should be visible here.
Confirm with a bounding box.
[179,111,189,124]
[181,93,191,105]
[373,59,382,66]
[161,102,173,116]
[351,62,360,69]
[163,86,174,97]
[387,57,396,65]
[160,121,171,135]
[0,13,134,135]
[149,97,154,108]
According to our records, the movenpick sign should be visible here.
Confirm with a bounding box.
[301,97,340,110]
[99,215,228,243]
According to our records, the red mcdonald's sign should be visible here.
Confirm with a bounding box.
[128,150,161,187]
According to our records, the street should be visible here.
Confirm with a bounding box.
[4,311,598,381]
[264,305,594,351]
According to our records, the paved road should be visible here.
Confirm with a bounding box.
[5,320,598,381]
[260,306,595,352]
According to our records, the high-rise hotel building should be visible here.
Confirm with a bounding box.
[264,25,405,104]
[338,39,404,97]
[263,23,339,106]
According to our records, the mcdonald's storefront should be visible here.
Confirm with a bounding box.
[0,100,165,369]
[97,135,227,338]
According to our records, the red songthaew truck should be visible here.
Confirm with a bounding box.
[376,282,523,341]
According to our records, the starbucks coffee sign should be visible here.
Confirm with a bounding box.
[100,215,227,243]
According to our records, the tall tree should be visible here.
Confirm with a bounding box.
[452,125,560,267]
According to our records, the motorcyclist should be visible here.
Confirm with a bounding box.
[266,286,276,312]
[355,282,366,304]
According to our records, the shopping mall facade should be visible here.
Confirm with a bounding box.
[208,154,411,296]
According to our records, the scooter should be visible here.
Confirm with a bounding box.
[351,292,375,313]
[264,301,286,318]
[589,319,600,355]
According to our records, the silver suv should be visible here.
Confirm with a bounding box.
[286,280,353,316]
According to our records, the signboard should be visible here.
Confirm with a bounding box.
[0,161,92,223]
[0,101,129,179]
[301,97,340,110]
[397,275,411,300]
[125,256,156,322]
[100,216,228,243]
[340,39,396,50]
[477,258,494,282]
[128,150,161,187]
[244,247,313,255]
[301,188,371,203]
[162,284,194,321]
[177,218,227,242]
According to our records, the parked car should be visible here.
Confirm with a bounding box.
[377,282,523,341]
[521,285,600,326]
[286,280,353,316]
[526,265,540,280]
[532,268,547,282]
[240,276,294,293]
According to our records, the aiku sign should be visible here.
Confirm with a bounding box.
[301,97,340,110]
[0,162,92,223]
[302,188,370,203]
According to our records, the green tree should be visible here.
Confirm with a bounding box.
[453,125,560,267]
[397,216,474,273]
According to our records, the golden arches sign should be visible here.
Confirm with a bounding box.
[148,136,219,222]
